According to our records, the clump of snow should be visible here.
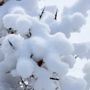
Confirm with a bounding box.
[50,12,85,37]
[0,17,3,30]
[73,42,90,59]
[16,58,34,78]
[61,55,76,68]
[16,16,32,36]
[0,0,90,90]
[0,49,4,62]
[0,34,23,74]
[3,8,51,38]
[1,34,23,56]
[15,0,39,16]
[3,14,20,30]
[63,0,90,16]
[44,53,69,76]
[30,19,50,37]
[83,61,90,90]
[29,36,47,59]
[9,6,26,15]
[60,76,87,90]
[34,68,56,90]
[28,32,74,63]
[0,0,39,33]
[48,33,74,55]
[44,12,56,25]
[45,5,58,14]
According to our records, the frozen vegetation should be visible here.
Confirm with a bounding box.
[0,0,90,90]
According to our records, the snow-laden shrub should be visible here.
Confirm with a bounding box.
[0,0,89,90]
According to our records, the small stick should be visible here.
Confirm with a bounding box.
[50,77,59,81]
[20,77,28,90]
[8,40,15,49]
[54,9,58,20]
[39,7,45,19]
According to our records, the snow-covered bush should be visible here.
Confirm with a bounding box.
[0,0,90,90]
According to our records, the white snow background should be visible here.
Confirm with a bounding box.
[0,0,90,90]
[39,0,90,78]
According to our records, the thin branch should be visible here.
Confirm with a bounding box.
[30,54,33,58]
[25,29,32,38]
[54,9,58,20]
[50,77,59,81]
[29,29,32,37]
[20,77,28,90]
[8,40,15,49]
[39,7,45,19]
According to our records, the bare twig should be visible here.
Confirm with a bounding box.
[39,7,45,19]
[30,54,33,58]
[8,40,15,49]
[54,9,58,20]
[20,77,28,90]
[25,29,32,38]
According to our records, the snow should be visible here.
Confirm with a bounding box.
[30,19,50,37]
[50,12,85,37]
[3,9,51,38]
[45,5,58,14]
[3,13,20,29]
[61,55,76,68]
[63,0,90,16]
[9,6,26,15]
[16,58,34,78]
[34,68,56,90]
[44,53,69,76]
[16,16,32,36]
[1,34,23,56]
[48,33,74,55]
[83,61,90,89]
[73,42,90,59]
[0,0,90,90]
[60,76,87,90]
[0,48,4,62]
[29,36,47,59]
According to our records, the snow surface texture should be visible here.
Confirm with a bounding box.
[0,0,89,90]
[63,0,90,16]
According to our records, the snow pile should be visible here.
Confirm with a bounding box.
[0,34,23,74]
[73,42,90,59]
[63,0,90,16]
[34,68,56,90]
[49,12,85,37]
[1,12,77,89]
[61,55,76,68]
[0,0,89,90]
[3,9,50,38]
[2,34,23,56]
[16,58,34,78]
[44,53,69,76]
[0,0,39,36]
[60,76,86,90]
